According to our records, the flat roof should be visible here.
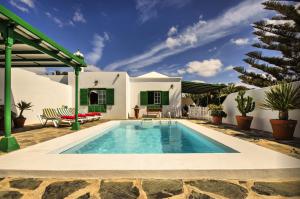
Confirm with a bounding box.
[0,5,86,68]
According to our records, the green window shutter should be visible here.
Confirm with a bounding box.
[161,91,169,105]
[88,105,107,113]
[80,89,88,105]
[140,91,148,105]
[106,88,114,105]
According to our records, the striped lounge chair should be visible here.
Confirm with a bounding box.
[41,108,73,127]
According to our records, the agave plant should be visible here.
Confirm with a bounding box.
[261,83,300,120]
[15,101,33,119]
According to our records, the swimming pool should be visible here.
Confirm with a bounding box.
[62,121,237,154]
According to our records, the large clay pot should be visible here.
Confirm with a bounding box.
[134,108,140,119]
[236,115,253,130]
[270,119,297,140]
[212,116,222,125]
[13,117,26,128]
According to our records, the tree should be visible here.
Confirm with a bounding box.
[234,0,300,87]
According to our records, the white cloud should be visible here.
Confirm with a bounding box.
[105,0,266,71]
[72,9,86,23]
[85,65,101,72]
[9,0,30,12]
[191,80,205,83]
[224,65,235,71]
[136,0,190,23]
[231,38,249,45]
[166,37,180,49]
[45,12,64,28]
[177,69,186,75]
[20,0,34,8]
[86,33,110,65]
[168,26,178,36]
[186,59,223,77]
[45,8,86,28]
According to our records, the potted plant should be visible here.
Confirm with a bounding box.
[133,105,140,119]
[13,101,33,128]
[261,83,300,140]
[208,104,227,125]
[235,90,255,130]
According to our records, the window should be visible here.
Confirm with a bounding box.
[154,91,161,104]
[89,89,106,105]
[98,90,106,104]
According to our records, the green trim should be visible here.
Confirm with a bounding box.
[140,91,148,105]
[0,58,56,62]
[73,67,80,130]
[161,91,169,105]
[106,88,114,105]
[80,88,88,106]
[0,5,86,67]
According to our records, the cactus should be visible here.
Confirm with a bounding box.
[235,91,255,117]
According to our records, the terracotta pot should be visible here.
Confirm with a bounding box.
[236,115,253,130]
[13,117,26,128]
[134,109,140,119]
[212,116,222,125]
[270,119,297,140]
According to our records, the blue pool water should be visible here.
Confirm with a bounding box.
[62,122,237,154]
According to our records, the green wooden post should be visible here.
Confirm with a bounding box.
[0,25,20,152]
[71,66,81,130]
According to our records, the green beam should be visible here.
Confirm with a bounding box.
[0,64,67,67]
[71,66,81,130]
[13,32,80,68]
[0,26,20,152]
[0,50,44,54]
[0,5,86,67]
[0,58,56,62]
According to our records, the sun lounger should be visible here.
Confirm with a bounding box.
[41,108,74,127]
[56,108,88,123]
[69,108,102,121]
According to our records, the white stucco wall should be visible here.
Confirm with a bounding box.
[222,81,300,137]
[0,68,72,125]
[68,71,129,119]
[129,77,182,117]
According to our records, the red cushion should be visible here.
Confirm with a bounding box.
[85,113,95,116]
[89,112,101,116]
[61,115,75,119]
[78,114,87,117]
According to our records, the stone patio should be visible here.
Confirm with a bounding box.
[0,178,299,199]
[190,120,300,159]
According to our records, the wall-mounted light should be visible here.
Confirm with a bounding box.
[94,80,99,86]
[170,84,174,89]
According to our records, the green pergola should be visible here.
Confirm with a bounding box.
[182,81,226,94]
[0,5,86,152]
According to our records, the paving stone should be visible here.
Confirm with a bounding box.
[77,192,90,199]
[0,191,23,199]
[251,181,300,197]
[9,178,43,190]
[142,179,183,199]
[186,180,248,199]
[189,191,214,199]
[42,180,88,199]
[100,181,139,199]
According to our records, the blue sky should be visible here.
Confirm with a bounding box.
[1,0,272,84]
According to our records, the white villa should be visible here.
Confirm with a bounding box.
[0,69,182,123]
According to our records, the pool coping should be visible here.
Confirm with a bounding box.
[0,120,299,180]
